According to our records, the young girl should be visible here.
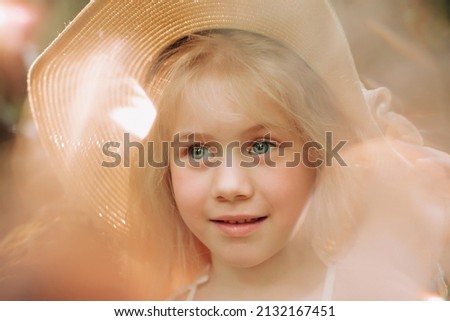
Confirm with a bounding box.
[6,0,450,300]
[130,29,351,300]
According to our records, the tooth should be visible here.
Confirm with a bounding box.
[222,218,261,224]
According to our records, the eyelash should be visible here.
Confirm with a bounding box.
[186,143,213,160]
[185,139,280,161]
[245,139,278,156]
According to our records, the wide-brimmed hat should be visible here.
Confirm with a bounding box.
[28,0,381,233]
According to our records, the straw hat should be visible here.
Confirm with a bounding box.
[28,0,380,233]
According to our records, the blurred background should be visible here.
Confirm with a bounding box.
[334,0,450,151]
[0,0,448,299]
[0,0,89,241]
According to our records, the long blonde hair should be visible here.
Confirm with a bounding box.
[128,29,360,298]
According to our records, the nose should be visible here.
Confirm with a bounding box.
[211,157,254,202]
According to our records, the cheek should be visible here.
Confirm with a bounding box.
[291,166,316,195]
[262,166,316,214]
[170,167,208,216]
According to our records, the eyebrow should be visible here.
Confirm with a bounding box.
[175,124,267,141]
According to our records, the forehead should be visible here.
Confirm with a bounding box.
[172,71,294,133]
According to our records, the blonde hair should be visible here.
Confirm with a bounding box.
[128,30,360,298]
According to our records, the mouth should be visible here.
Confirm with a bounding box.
[211,216,268,224]
[210,215,268,237]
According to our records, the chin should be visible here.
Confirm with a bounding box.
[214,248,276,269]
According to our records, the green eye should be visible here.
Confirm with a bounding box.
[188,145,211,160]
[249,141,276,155]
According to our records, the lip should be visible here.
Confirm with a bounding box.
[210,214,268,237]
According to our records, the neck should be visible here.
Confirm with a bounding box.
[201,233,327,300]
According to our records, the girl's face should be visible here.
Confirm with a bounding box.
[169,76,316,268]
